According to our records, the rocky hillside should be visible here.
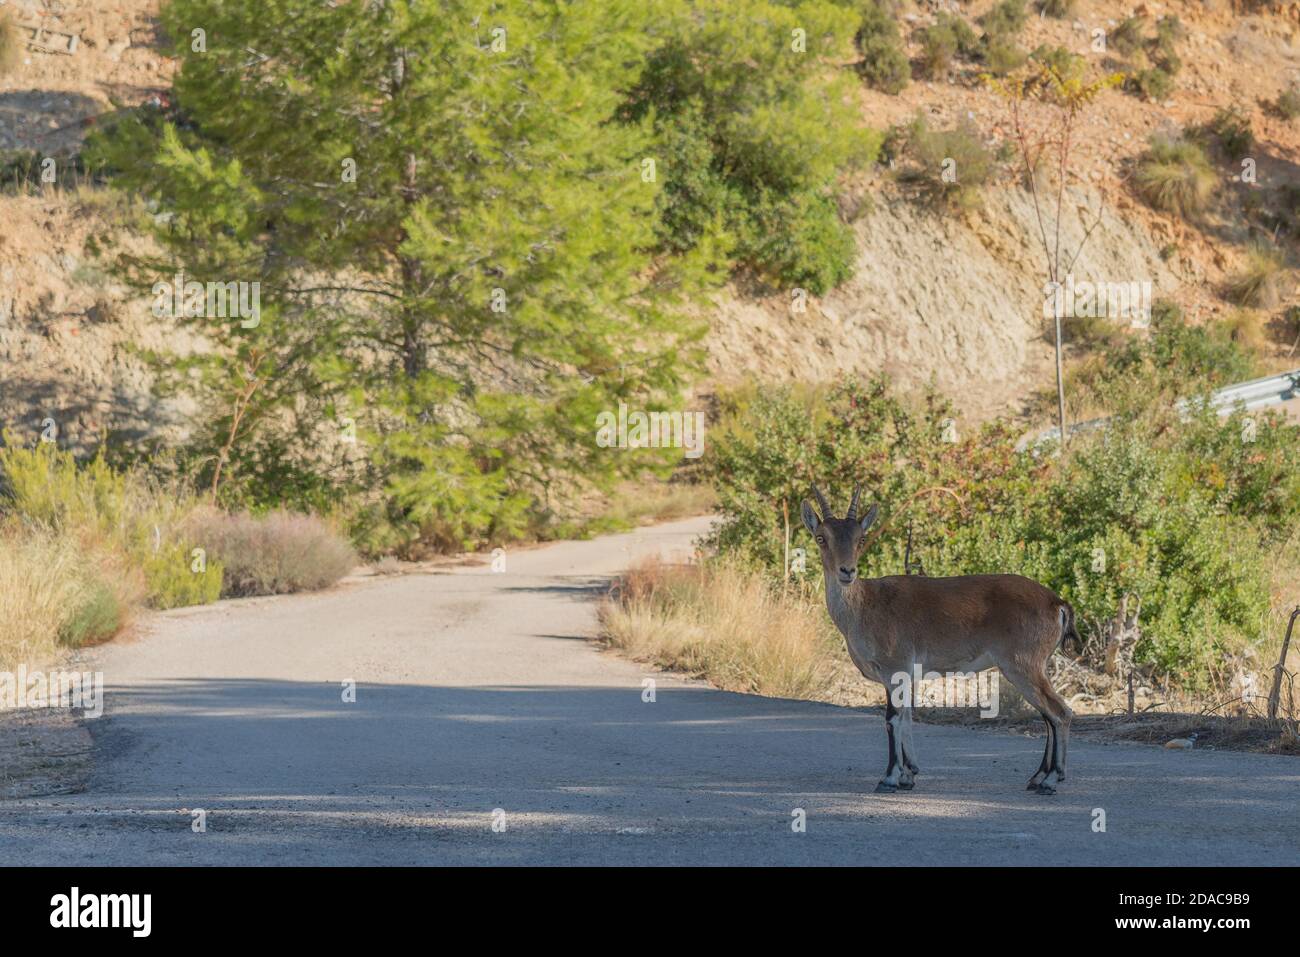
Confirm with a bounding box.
[3,0,1300,450]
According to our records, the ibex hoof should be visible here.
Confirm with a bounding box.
[874,780,898,794]
[1035,783,1057,796]
[897,779,915,791]
[1026,778,1044,791]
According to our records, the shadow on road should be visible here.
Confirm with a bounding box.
[4,677,1298,865]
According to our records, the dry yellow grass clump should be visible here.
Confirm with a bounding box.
[599,557,846,701]
[0,526,143,673]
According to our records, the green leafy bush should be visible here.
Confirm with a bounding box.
[979,0,1027,38]
[627,0,879,293]
[1273,87,1300,121]
[1109,16,1147,56]
[1204,106,1255,158]
[142,542,225,609]
[910,13,980,79]
[981,35,1027,75]
[1052,302,1259,419]
[0,435,223,610]
[1030,45,1085,85]
[900,115,994,209]
[741,190,858,293]
[1129,67,1174,101]
[918,21,959,78]
[704,368,1299,691]
[856,0,910,94]
[60,575,131,648]
[938,13,980,59]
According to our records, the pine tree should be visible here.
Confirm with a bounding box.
[90,0,705,548]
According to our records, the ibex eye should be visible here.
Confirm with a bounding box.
[815,536,825,545]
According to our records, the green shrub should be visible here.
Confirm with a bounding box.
[1111,15,1182,101]
[1052,300,1260,421]
[982,36,1027,74]
[979,0,1027,38]
[0,435,221,610]
[652,101,739,255]
[937,13,980,59]
[0,529,141,668]
[1154,15,1185,50]
[187,508,355,597]
[626,0,879,291]
[1135,135,1215,217]
[741,189,857,294]
[1273,87,1300,121]
[704,370,1299,692]
[1129,67,1174,101]
[1152,20,1183,75]
[901,115,994,209]
[1109,16,1147,56]
[1030,45,1085,85]
[142,542,224,609]
[856,0,910,94]
[1205,106,1255,158]
[918,21,959,79]
[60,575,130,648]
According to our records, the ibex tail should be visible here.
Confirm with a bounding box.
[1059,603,1083,654]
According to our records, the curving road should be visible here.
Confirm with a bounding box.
[1,516,1297,865]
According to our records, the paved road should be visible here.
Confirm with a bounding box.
[2,516,1297,865]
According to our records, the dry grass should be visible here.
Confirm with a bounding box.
[1220,308,1269,355]
[0,525,143,673]
[0,10,22,77]
[186,508,356,598]
[603,480,716,527]
[1135,136,1215,218]
[0,439,353,671]
[1224,244,1290,309]
[599,557,846,700]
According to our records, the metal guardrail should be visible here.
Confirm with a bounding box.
[1015,368,1300,452]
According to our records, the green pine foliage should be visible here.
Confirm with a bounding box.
[624,0,880,294]
[88,0,712,551]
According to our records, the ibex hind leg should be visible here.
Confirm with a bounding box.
[1002,664,1068,795]
[896,706,916,789]
[1037,676,1072,784]
[900,705,920,777]
[1025,717,1054,791]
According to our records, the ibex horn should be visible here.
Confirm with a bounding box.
[846,485,862,522]
[811,485,832,518]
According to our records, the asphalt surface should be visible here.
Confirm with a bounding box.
[2,516,1297,865]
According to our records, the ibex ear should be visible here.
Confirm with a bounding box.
[859,503,879,532]
[800,500,821,535]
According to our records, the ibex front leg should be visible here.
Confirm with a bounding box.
[875,697,912,792]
